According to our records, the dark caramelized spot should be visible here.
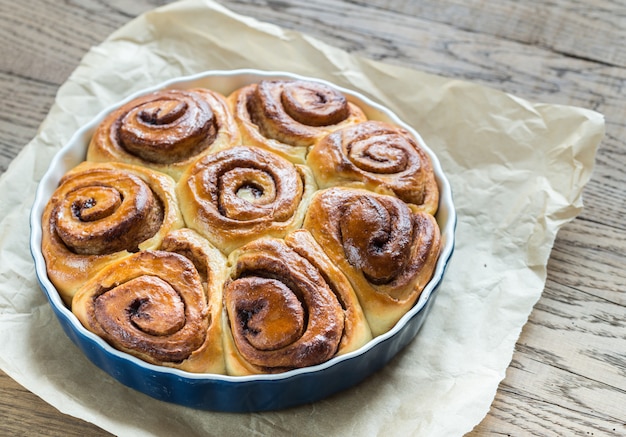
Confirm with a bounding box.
[69,186,122,222]
[138,101,188,125]
[127,297,150,318]
[227,276,305,351]
[238,302,265,335]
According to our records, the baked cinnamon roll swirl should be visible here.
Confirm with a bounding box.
[159,228,228,373]
[307,121,439,214]
[41,161,183,306]
[223,232,363,375]
[286,230,372,356]
[177,145,316,254]
[87,88,241,179]
[303,187,441,336]
[72,250,224,373]
[228,79,366,163]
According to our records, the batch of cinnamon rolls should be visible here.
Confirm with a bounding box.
[41,78,442,375]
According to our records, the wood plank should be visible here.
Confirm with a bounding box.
[348,0,626,68]
[471,366,626,436]
[526,279,626,398]
[0,370,112,437]
[0,72,57,172]
[549,220,626,303]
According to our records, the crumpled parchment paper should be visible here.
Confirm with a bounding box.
[0,0,604,436]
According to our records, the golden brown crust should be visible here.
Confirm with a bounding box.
[303,187,441,336]
[222,234,346,375]
[177,145,317,254]
[307,120,439,214]
[285,230,372,356]
[42,78,445,375]
[227,80,367,163]
[87,88,241,180]
[41,161,184,306]
[72,250,225,373]
[159,228,228,373]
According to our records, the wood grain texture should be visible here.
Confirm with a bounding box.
[1,0,625,435]
[0,372,108,436]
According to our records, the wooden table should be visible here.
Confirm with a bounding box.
[2,1,625,435]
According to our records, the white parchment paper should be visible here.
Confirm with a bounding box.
[0,0,604,435]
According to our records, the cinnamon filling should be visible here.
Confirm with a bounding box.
[54,177,164,255]
[115,91,218,164]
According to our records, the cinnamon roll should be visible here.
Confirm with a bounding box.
[307,121,439,214]
[228,79,366,163]
[222,232,363,375]
[41,161,184,306]
[72,250,224,373]
[87,88,241,179]
[303,187,441,336]
[159,228,228,373]
[286,230,372,356]
[177,145,316,254]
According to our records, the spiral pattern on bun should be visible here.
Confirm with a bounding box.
[177,145,316,254]
[87,88,241,179]
[307,121,439,214]
[285,230,372,356]
[41,161,183,305]
[72,250,221,372]
[158,228,228,373]
[222,234,348,375]
[228,79,366,163]
[303,187,441,336]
